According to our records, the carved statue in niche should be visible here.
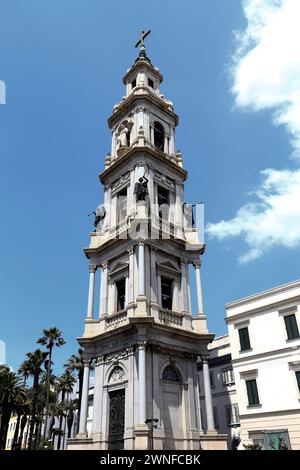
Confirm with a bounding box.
[134,175,148,201]
[116,119,133,153]
[116,124,129,149]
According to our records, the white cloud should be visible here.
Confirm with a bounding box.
[207,168,300,263]
[233,0,300,159]
[207,0,300,262]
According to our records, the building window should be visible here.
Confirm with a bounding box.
[284,314,300,340]
[295,371,300,393]
[250,430,290,450]
[148,77,154,89]
[238,327,251,351]
[222,368,235,385]
[157,185,170,220]
[161,276,173,310]
[225,404,240,426]
[246,379,260,406]
[116,278,126,311]
[117,187,127,224]
[210,371,215,389]
[131,79,136,89]
[162,365,181,382]
[153,121,164,150]
[213,407,219,429]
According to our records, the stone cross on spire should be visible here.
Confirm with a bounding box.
[134,30,151,51]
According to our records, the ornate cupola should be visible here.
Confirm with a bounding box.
[67,32,227,452]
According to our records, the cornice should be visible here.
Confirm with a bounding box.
[226,295,300,324]
[108,89,179,128]
[99,145,187,183]
[122,60,163,84]
[226,279,300,311]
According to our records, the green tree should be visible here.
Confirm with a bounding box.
[64,349,83,432]
[56,371,76,450]
[11,388,30,450]
[0,366,26,450]
[37,327,65,443]
[18,360,31,387]
[26,349,48,450]
[62,399,78,438]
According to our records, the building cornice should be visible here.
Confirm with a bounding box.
[231,343,300,365]
[225,295,300,324]
[122,60,164,84]
[99,146,187,184]
[239,407,300,419]
[108,89,179,128]
[226,279,300,310]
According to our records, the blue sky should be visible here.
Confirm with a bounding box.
[1,0,300,373]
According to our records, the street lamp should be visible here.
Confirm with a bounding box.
[145,418,158,450]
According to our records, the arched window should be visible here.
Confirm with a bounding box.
[154,121,165,151]
[162,365,181,382]
[108,366,125,384]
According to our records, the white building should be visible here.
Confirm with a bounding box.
[67,35,227,450]
[226,279,300,450]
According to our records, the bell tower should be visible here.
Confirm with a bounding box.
[67,33,227,450]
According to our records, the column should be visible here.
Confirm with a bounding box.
[138,341,146,424]
[98,262,108,317]
[92,357,104,439]
[194,259,204,313]
[127,247,135,305]
[138,240,145,296]
[201,353,216,433]
[128,169,135,216]
[196,370,204,433]
[87,265,97,319]
[175,183,184,229]
[170,127,175,154]
[150,246,158,303]
[104,186,111,230]
[180,258,188,313]
[78,360,90,436]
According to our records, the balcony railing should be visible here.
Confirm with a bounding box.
[159,309,183,327]
[106,309,128,329]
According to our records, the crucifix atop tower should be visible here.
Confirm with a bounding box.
[134,30,151,50]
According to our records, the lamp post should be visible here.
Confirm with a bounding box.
[145,418,158,450]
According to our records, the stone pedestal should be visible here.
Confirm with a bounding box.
[199,434,228,450]
[192,315,208,334]
[134,425,150,450]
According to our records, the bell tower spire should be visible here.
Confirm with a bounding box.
[67,35,227,451]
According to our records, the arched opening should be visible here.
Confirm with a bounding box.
[162,365,181,382]
[161,365,182,449]
[107,365,126,450]
[154,121,165,151]
[108,365,125,384]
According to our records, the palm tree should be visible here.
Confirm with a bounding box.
[64,348,83,432]
[62,399,78,438]
[0,367,26,450]
[56,371,76,450]
[18,361,31,387]
[11,389,30,450]
[26,349,48,449]
[37,327,65,443]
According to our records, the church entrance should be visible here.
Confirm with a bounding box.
[108,389,125,450]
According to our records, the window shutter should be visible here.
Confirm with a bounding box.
[284,314,299,340]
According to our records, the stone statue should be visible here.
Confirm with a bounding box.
[89,205,106,231]
[116,124,129,150]
[134,175,149,201]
